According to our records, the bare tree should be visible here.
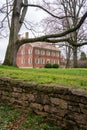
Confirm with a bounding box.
[0,0,87,66]
[41,0,87,67]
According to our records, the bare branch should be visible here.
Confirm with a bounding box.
[22,3,73,19]
[16,11,87,49]
[20,0,28,23]
[6,0,11,29]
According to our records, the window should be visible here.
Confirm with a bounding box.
[28,49,32,54]
[51,59,55,64]
[47,59,50,63]
[41,58,45,64]
[21,58,25,64]
[57,60,59,64]
[56,52,59,57]
[52,51,55,56]
[55,60,58,64]
[21,50,25,55]
[35,58,40,64]
[35,49,40,55]
[46,50,50,56]
[41,50,45,55]
[28,58,32,64]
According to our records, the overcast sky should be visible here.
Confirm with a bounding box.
[0,0,87,63]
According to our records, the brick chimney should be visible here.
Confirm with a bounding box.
[25,32,29,38]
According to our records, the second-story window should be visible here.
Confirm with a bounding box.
[21,50,25,55]
[46,50,50,56]
[28,49,32,54]
[56,52,59,57]
[41,50,45,55]
[35,49,40,55]
[52,51,55,56]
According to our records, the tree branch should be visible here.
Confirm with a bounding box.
[20,11,87,40]
[74,42,87,47]
[22,3,73,19]
[16,11,87,49]
[20,0,28,23]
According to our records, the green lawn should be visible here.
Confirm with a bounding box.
[0,65,87,90]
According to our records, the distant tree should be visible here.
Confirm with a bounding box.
[42,0,87,68]
[80,51,87,60]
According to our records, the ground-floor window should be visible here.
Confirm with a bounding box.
[21,58,25,64]
[28,58,32,64]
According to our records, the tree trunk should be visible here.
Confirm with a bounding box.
[3,0,28,66]
[65,46,71,68]
[3,34,18,66]
[73,46,78,68]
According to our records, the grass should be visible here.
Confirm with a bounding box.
[0,65,87,90]
[0,104,61,130]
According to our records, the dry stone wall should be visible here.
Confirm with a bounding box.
[0,77,87,130]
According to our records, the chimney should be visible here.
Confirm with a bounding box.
[25,32,29,38]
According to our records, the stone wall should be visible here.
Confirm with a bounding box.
[0,77,87,130]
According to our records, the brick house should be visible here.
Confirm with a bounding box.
[16,33,61,68]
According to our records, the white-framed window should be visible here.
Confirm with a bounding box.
[55,60,58,64]
[21,58,25,64]
[52,51,55,56]
[28,49,32,54]
[21,50,25,55]
[51,59,55,64]
[46,50,50,56]
[46,59,50,63]
[35,49,40,55]
[41,50,45,55]
[57,60,59,64]
[56,52,59,57]
[28,58,32,64]
[41,58,45,64]
[35,58,40,64]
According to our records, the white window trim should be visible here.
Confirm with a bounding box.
[28,58,32,64]
[35,49,40,55]
[21,50,25,55]
[35,58,40,64]
[21,58,25,64]
[28,49,32,54]
[41,58,45,64]
[41,50,45,55]
[52,51,55,56]
[46,51,50,56]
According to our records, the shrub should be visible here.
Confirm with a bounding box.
[44,63,52,68]
[52,64,59,68]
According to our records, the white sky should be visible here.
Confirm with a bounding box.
[0,0,87,63]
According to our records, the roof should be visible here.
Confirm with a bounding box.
[29,42,60,51]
